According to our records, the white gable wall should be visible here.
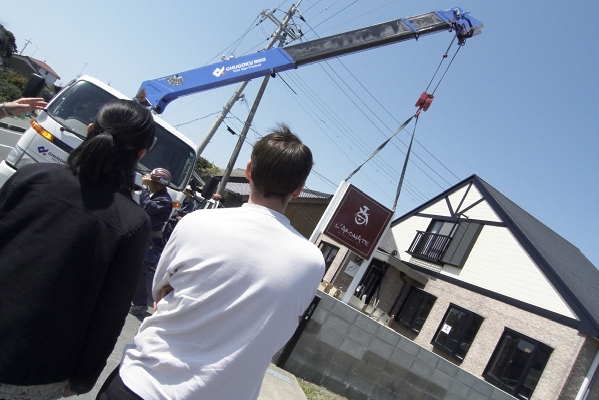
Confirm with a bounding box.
[459,199,502,223]
[448,184,477,213]
[420,196,453,216]
[391,216,430,261]
[392,184,577,320]
[38,68,58,85]
[440,224,577,319]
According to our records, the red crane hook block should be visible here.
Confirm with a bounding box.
[415,92,434,116]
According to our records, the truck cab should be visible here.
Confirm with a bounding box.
[0,76,198,206]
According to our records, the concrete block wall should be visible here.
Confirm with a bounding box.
[277,291,516,400]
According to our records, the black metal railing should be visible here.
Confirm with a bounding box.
[407,231,452,263]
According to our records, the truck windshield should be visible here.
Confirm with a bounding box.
[47,80,196,190]
[47,80,115,138]
[138,124,196,190]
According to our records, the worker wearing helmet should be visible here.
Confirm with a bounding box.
[130,168,173,316]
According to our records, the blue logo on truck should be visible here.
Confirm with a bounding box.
[38,146,49,155]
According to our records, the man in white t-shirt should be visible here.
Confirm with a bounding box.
[97,123,325,400]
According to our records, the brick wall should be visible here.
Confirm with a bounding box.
[411,279,587,400]
[559,337,599,400]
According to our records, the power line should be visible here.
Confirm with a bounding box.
[279,71,429,205]
[282,68,430,203]
[174,111,221,128]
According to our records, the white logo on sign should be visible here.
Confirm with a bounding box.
[355,206,369,225]
[212,66,225,78]
[344,261,359,278]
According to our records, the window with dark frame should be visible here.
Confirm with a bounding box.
[406,219,454,263]
[318,241,339,275]
[483,329,553,400]
[355,258,389,305]
[406,218,483,268]
[431,304,484,361]
[395,287,436,333]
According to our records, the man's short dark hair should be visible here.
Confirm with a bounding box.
[251,123,313,198]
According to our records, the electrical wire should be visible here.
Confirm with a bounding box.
[350,53,463,181]
[300,0,360,36]
[281,71,429,204]
[299,16,454,189]
[302,0,326,15]
[174,111,222,128]
[296,19,459,190]
[303,0,399,38]
[313,62,448,190]
[330,57,454,187]
[283,68,429,203]
[203,15,263,66]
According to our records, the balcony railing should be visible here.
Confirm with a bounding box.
[407,231,452,263]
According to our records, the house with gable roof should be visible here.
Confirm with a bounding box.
[211,168,333,239]
[312,174,599,400]
[8,54,61,85]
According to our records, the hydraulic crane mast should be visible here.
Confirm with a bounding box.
[139,7,483,114]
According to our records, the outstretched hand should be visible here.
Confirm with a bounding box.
[3,98,47,115]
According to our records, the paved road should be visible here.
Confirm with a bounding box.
[77,313,142,400]
[0,116,31,161]
[0,126,22,160]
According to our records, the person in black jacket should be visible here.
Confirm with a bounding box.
[0,99,155,399]
[129,168,172,315]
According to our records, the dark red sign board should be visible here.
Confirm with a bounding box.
[324,184,394,259]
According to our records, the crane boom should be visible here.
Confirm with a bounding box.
[140,7,483,113]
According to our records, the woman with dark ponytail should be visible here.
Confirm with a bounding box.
[0,99,155,399]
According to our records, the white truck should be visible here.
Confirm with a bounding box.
[0,76,198,206]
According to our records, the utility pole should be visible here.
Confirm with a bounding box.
[215,64,274,197]
[214,2,303,196]
[195,1,303,157]
[76,63,87,79]
[19,39,31,55]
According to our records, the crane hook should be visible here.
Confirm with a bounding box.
[415,92,434,116]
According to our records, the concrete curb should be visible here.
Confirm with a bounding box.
[259,364,308,400]
[0,121,26,133]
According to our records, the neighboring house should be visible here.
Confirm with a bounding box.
[317,174,599,400]
[8,54,61,85]
[213,168,333,239]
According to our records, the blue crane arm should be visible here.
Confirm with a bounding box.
[140,7,482,113]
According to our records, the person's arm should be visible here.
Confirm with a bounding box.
[139,185,151,207]
[1,98,47,117]
[68,219,151,394]
[143,197,171,216]
[150,217,185,304]
[141,190,171,217]
[153,284,174,310]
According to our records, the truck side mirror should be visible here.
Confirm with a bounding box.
[201,176,220,199]
[22,73,46,98]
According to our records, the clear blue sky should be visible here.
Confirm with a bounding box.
[3,1,598,267]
